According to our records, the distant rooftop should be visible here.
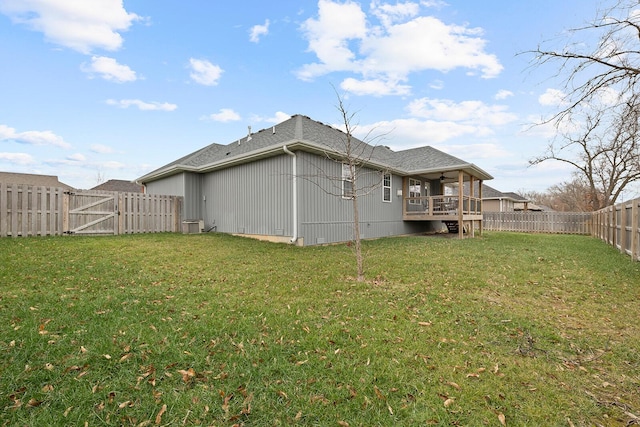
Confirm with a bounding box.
[0,171,74,189]
[91,179,143,193]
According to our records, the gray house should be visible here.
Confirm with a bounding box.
[136,114,493,245]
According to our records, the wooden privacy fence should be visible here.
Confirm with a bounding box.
[0,184,183,237]
[591,197,640,261]
[483,211,592,235]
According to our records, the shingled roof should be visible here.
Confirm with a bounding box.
[138,114,492,183]
[0,171,74,189]
[91,179,143,193]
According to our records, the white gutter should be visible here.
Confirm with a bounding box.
[283,145,298,244]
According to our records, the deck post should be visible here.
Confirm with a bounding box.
[458,170,464,239]
[478,179,483,236]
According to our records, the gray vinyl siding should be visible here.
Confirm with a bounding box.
[297,152,429,245]
[145,173,185,196]
[201,155,292,237]
[145,172,201,220]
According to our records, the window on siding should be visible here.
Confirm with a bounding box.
[342,163,354,199]
[409,178,421,204]
[383,173,391,202]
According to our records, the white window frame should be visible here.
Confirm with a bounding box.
[409,178,421,204]
[382,173,392,203]
[342,163,354,199]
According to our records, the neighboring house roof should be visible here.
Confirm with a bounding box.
[138,114,493,184]
[503,191,529,202]
[91,179,143,193]
[0,171,74,189]
[481,184,529,201]
[462,182,524,200]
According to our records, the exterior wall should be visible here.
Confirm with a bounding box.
[484,198,515,212]
[201,155,293,238]
[145,173,185,196]
[296,152,430,245]
[145,172,201,220]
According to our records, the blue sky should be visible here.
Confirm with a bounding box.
[0,0,599,191]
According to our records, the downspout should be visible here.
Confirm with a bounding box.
[283,145,298,244]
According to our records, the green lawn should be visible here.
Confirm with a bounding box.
[0,232,638,426]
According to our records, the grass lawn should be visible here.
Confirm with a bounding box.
[0,232,639,426]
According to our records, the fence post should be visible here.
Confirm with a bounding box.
[117,192,124,235]
[632,198,639,261]
[62,190,70,235]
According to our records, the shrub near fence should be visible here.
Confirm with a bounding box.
[592,197,640,262]
[483,211,592,234]
[0,183,183,237]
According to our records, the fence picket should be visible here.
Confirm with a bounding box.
[0,185,183,237]
[483,211,592,235]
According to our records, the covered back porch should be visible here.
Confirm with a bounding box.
[401,170,485,238]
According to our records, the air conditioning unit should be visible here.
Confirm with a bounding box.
[182,219,204,234]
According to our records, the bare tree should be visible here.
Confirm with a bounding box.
[529,0,640,208]
[301,92,388,282]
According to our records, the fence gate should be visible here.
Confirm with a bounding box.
[64,191,119,235]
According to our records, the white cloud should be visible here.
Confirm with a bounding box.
[250,112,291,124]
[297,0,367,81]
[297,0,502,95]
[495,89,514,100]
[101,160,125,169]
[356,117,480,146]
[538,88,567,106]
[106,99,177,111]
[340,77,411,96]
[90,143,114,154]
[0,0,140,53]
[429,79,444,90]
[407,98,517,126]
[66,153,86,162]
[249,19,270,43]
[189,58,223,86]
[205,109,241,122]
[0,152,35,165]
[371,1,420,28]
[82,56,137,83]
[441,142,509,160]
[0,124,71,148]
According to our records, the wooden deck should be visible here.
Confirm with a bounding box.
[402,195,483,221]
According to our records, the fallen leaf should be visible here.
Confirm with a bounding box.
[498,412,506,426]
[103,354,111,360]
[178,368,195,382]
[118,400,132,409]
[338,421,349,427]
[444,398,455,407]
[63,406,73,417]
[418,321,432,326]
[374,385,385,400]
[27,398,43,407]
[42,384,54,392]
[155,403,167,425]
[447,382,461,390]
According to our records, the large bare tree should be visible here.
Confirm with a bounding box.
[529,0,640,208]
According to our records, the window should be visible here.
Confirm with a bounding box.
[383,173,391,202]
[409,178,421,204]
[342,163,354,199]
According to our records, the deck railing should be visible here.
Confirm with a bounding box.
[404,195,482,217]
